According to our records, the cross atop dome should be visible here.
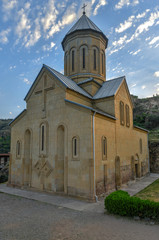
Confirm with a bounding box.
[82,3,87,15]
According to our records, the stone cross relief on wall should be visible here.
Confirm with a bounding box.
[35,74,55,118]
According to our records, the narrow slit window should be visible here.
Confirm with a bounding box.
[16,141,21,157]
[72,50,74,72]
[120,101,125,126]
[72,137,79,159]
[102,53,104,74]
[41,125,44,151]
[94,49,96,70]
[102,137,107,160]
[65,54,67,75]
[140,139,142,154]
[126,104,130,127]
[83,48,85,69]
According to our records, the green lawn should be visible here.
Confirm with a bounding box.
[136,179,159,202]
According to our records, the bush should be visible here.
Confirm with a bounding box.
[105,190,159,220]
[0,174,8,183]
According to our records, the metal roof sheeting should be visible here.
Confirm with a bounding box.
[67,14,103,35]
[93,76,125,99]
[62,14,108,49]
[44,64,92,98]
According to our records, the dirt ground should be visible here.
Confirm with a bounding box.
[0,192,159,240]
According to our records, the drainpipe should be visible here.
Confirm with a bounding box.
[93,111,98,202]
[147,132,150,174]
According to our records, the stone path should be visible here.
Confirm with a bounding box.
[121,173,159,196]
[0,173,159,213]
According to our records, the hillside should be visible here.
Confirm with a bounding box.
[132,95,159,142]
[0,119,12,154]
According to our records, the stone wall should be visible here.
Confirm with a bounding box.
[149,142,159,173]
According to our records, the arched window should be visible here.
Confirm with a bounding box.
[40,122,48,155]
[120,101,124,126]
[72,136,79,159]
[94,49,96,70]
[125,104,130,127]
[72,50,74,72]
[83,48,85,69]
[102,136,107,160]
[41,125,45,151]
[16,140,21,157]
[140,139,142,154]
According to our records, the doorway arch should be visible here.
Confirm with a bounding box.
[23,129,32,186]
[115,156,121,189]
[56,125,65,192]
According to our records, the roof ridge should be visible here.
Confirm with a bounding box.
[106,76,125,82]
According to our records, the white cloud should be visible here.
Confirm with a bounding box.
[112,35,127,46]
[17,105,20,109]
[16,8,31,38]
[131,83,137,88]
[136,9,150,19]
[25,18,41,48]
[141,85,146,89]
[0,28,11,44]
[25,2,31,10]
[115,0,139,10]
[130,49,141,55]
[154,71,159,78]
[43,41,56,51]
[149,36,159,45]
[9,112,12,115]
[93,0,107,15]
[2,0,17,21]
[24,78,31,85]
[41,0,58,32]
[115,15,135,33]
[9,65,16,70]
[154,43,159,48]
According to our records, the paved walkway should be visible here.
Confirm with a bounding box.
[0,173,158,212]
[121,173,159,196]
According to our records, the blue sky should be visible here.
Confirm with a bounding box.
[0,0,159,119]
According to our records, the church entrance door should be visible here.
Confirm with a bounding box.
[23,129,31,186]
[56,125,65,192]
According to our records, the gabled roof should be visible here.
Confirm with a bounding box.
[24,64,92,101]
[62,14,108,49]
[93,76,125,99]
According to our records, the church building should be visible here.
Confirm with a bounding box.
[9,9,149,200]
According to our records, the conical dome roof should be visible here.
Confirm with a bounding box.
[62,13,108,49]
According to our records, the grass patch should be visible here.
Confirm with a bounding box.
[136,179,159,202]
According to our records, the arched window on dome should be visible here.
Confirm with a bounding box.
[72,50,75,72]
[83,48,86,69]
[102,52,104,74]
[94,49,96,70]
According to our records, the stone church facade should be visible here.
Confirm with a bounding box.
[9,12,149,200]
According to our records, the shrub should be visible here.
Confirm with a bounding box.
[0,174,8,183]
[105,190,159,220]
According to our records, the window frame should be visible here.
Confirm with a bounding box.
[82,48,86,69]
